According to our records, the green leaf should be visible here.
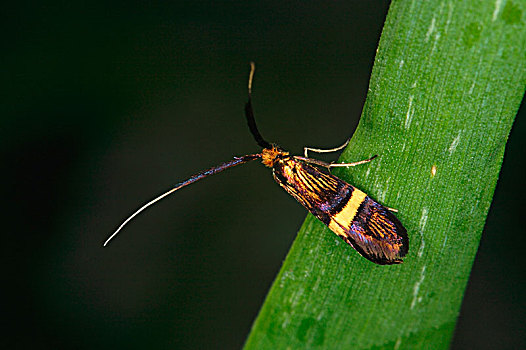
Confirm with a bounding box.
[244,1,525,349]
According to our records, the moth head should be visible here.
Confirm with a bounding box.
[261,145,289,167]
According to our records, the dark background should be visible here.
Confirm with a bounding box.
[3,1,524,349]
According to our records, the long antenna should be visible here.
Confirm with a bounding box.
[245,62,272,149]
[104,154,260,246]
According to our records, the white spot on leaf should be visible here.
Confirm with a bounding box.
[405,95,414,129]
[469,81,476,94]
[448,132,462,154]
[493,0,503,21]
[411,265,427,309]
[442,235,448,250]
[418,208,428,257]
[425,18,436,42]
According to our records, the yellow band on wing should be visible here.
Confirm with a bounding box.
[328,189,367,235]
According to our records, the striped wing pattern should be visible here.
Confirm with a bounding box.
[272,158,408,265]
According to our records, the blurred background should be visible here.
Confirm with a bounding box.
[3,1,524,349]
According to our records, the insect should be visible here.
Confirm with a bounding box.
[104,63,408,265]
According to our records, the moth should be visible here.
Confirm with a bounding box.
[104,63,408,265]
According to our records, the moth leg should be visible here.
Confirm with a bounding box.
[303,138,350,158]
[293,156,332,168]
[293,154,377,170]
[385,206,398,212]
[328,154,378,168]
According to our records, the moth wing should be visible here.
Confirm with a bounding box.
[328,196,408,265]
[273,159,408,265]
